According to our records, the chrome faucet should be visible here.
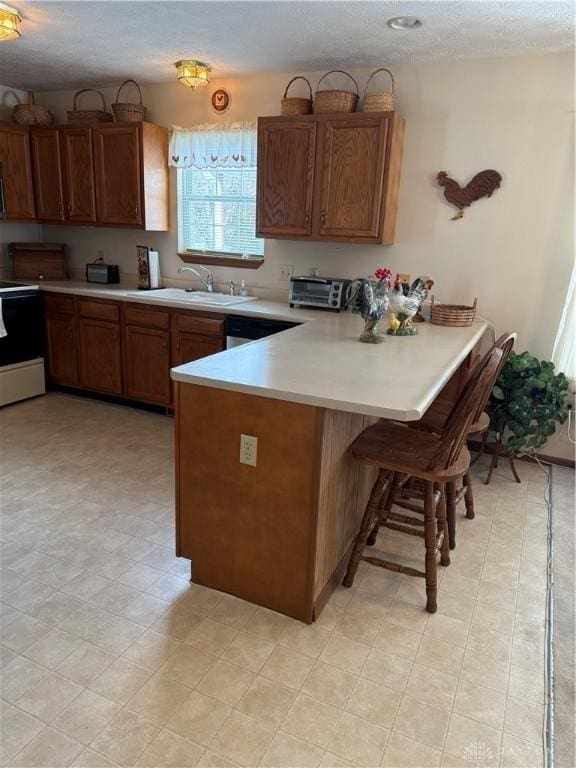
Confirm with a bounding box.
[226,280,236,296]
[178,265,214,292]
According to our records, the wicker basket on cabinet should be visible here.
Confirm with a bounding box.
[363,68,395,112]
[67,89,113,125]
[112,80,147,122]
[12,91,53,126]
[430,297,477,327]
[314,70,359,114]
[280,76,313,116]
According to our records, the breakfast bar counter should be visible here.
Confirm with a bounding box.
[173,315,488,623]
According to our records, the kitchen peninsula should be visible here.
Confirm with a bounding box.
[172,314,488,622]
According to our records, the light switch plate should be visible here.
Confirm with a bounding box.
[240,434,258,466]
[279,264,294,282]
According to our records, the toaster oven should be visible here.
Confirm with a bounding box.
[86,263,120,284]
[289,276,351,311]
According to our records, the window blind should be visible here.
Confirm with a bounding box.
[177,166,264,258]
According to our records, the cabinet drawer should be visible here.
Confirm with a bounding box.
[172,313,224,338]
[124,305,170,330]
[43,293,75,315]
[78,299,120,323]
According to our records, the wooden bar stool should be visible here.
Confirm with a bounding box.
[369,333,516,550]
[343,345,503,613]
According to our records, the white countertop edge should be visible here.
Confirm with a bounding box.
[170,371,426,420]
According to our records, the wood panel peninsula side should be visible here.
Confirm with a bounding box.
[173,315,488,622]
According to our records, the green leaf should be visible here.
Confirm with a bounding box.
[492,385,505,400]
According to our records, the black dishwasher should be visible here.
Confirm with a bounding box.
[225,315,299,348]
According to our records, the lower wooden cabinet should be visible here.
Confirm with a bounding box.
[78,318,123,395]
[42,293,226,406]
[172,330,224,367]
[123,325,171,405]
[44,313,79,387]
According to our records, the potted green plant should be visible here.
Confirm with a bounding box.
[481,351,570,483]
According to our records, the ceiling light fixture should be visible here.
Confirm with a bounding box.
[387,16,422,30]
[175,60,212,89]
[0,2,21,41]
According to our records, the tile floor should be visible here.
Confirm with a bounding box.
[0,393,554,767]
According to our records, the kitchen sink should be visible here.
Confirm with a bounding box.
[125,288,258,306]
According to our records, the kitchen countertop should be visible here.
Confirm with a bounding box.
[33,281,318,322]
[35,280,488,421]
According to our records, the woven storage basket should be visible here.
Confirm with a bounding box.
[363,68,395,112]
[431,297,477,327]
[67,89,113,125]
[112,80,147,122]
[12,91,53,127]
[281,76,313,116]
[314,70,359,114]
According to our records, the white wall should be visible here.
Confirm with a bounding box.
[35,52,574,365]
[0,84,42,277]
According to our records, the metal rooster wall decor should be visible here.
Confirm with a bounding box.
[437,170,502,220]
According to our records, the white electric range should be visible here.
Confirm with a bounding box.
[0,282,45,406]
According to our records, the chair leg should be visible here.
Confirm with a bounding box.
[435,482,450,567]
[366,471,398,546]
[424,481,438,613]
[343,470,390,588]
[446,481,457,550]
[464,470,475,519]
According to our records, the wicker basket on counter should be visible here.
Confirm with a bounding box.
[363,68,395,112]
[67,89,113,125]
[112,80,147,122]
[430,297,477,327]
[12,91,53,126]
[314,70,359,114]
[281,76,313,115]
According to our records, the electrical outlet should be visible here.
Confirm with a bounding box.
[239,434,258,466]
[398,273,411,284]
[97,249,105,261]
[279,264,294,282]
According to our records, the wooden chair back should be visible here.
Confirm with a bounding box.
[469,332,517,423]
[428,345,504,471]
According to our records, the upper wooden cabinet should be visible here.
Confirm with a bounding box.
[59,127,97,223]
[0,124,35,221]
[93,124,142,226]
[256,121,316,237]
[11,121,169,231]
[256,112,405,245]
[31,128,65,222]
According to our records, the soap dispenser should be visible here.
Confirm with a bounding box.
[239,280,249,297]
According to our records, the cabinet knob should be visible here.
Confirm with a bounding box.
[305,212,310,227]
[320,210,326,225]
[135,205,139,217]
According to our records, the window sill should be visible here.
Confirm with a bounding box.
[178,252,264,270]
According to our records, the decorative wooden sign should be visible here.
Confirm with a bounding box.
[211,88,231,114]
[437,169,502,220]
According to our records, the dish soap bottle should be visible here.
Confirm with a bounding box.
[239,280,249,297]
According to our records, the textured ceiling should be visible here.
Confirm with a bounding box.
[0,1,574,91]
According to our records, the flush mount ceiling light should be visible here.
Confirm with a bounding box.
[387,16,422,30]
[175,60,212,89]
[0,2,22,41]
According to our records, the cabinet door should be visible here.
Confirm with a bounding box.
[256,120,316,237]
[44,313,79,386]
[0,124,35,220]
[60,128,97,223]
[124,325,170,405]
[172,331,224,367]
[31,129,65,222]
[94,125,142,226]
[317,116,388,240]
[78,318,122,395]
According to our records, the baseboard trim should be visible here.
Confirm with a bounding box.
[468,440,575,469]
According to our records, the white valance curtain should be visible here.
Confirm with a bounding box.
[169,122,257,169]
